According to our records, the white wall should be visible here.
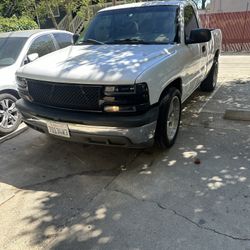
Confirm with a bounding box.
[209,0,250,13]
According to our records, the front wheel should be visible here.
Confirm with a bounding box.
[0,93,22,135]
[155,88,181,149]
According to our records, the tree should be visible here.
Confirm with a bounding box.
[0,16,38,32]
[0,0,36,18]
[32,0,83,30]
[0,0,81,29]
[0,0,112,30]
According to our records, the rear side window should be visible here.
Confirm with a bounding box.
[28,35,56,57]
[184,6,199,41]
[53,33,73,49]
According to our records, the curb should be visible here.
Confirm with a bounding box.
[0,123,28,144]
[224,109,250,121]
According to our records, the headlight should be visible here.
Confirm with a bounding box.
[102,83,150,113]
[17,77,28,89]
[16,77,33,102]
[104,85,135,94]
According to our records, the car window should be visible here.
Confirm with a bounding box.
[78,6,179,45]
[28,35,56,57]
[53,33,73,48]
[0,37,28,66]
[184,6,199,41]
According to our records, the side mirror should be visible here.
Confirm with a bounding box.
[73,34,80,44]
[26,53,39,64]
[187,29,211,44]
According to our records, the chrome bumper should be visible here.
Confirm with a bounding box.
[23,115,156,147]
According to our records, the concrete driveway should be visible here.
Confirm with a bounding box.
[0,55,250,250]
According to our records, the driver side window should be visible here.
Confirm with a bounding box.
[184,6,199,42]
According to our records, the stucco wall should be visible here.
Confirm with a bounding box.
[209,0,250,13]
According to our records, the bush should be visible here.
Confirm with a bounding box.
[0,16,38,32]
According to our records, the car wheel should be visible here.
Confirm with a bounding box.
[200,56,219,92]
[155,88,181,149]
[0,93,21,135]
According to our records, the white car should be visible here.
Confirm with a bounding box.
[16,1,222,148]
[0,29,73,135]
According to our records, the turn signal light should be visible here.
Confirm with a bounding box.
[104,106,120,112]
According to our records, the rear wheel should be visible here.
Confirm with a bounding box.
[155,88,181,149]
[0,93,21,135]
[200,56,219,92]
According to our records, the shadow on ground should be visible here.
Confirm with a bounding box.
[0,79,250,249]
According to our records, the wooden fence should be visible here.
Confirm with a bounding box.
[200,11,250,52]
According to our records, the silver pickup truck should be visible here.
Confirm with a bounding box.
[16,0,222,148]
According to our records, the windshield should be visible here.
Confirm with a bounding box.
[0,37,28,66]
[77,6,179,45]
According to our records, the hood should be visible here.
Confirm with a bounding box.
[17,44,175,85]
[0,65,17,90]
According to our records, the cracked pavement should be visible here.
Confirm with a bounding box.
[0,55,250,250]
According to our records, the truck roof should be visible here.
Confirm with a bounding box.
[99,0,193,12]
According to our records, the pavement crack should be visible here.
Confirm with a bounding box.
[182,122,244,133]
[169,207,250,241]
[21,168,120,189]
[110,188,250,241]
[1,151,141,208]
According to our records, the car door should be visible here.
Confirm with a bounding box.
[183,5,203,95]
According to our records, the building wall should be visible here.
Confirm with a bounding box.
[209,0,250,13]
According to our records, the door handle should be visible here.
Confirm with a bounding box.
[202,45,206,53]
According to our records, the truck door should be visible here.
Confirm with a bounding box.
[183,5,204,95]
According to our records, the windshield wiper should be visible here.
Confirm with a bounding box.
[112,38,150,44]
[77,39,105,45]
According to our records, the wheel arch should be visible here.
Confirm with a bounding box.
[0,89,20,99]
[158,78,182,102]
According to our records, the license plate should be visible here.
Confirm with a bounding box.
[47,122,70,138]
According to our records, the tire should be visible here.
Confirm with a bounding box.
[0,93,22,135]
[200,56,219,92]
[155,88,181,149]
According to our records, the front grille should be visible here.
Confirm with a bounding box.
[27,79,102,111]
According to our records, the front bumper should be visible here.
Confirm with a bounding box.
[16,100,159,148]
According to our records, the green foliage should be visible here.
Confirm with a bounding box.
[0,0,113,30]
[0,0,36,18]
[0,16,38,32]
